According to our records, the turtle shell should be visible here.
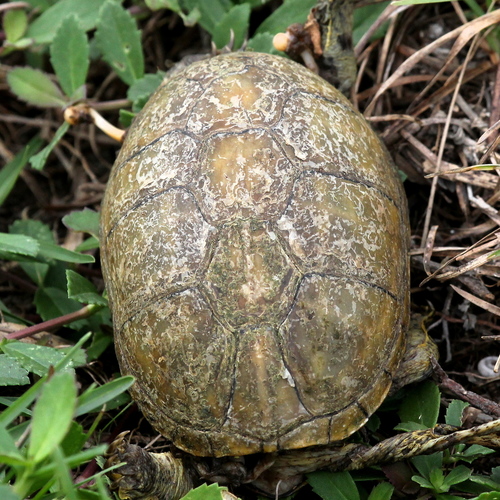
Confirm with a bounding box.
[100,51,410,458]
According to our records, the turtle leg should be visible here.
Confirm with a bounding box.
[314,0,357,93]
[105,432,194,500]
[390,314,439,393]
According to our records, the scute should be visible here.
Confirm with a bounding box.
[203,220,300,329]
[100,52,410,457]
[279,274,402,416]
[276,172,404,294]
[102,188,214,329]
[118,289,235,432]
[195,129,297,223]
[274,92,402,201]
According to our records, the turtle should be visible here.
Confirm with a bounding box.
[100,31,500,500]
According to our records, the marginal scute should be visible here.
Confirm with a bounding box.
[278,416,331,450]
[204,428,263,458]
[119,289,235,432]
[328,403,370,442]
[100,51,410,457]
[117,77,205,159]
[102,130,199,231]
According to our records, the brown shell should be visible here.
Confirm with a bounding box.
[100,52,410,457]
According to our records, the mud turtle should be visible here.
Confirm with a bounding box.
[100,52,497,498]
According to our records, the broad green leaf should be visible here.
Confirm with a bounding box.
[398,380,440,428]
[0,136,43,206]
[0,355,30,386]
[34,286,81,323]
[0,300,27,325]
[307,471,360,500]
[445,400,469,426]
[365,412,381,433]
[127,72,164,111]
[0,332,91,428]
[50,15,90,97]
[180,483,231,500]
[85,328,113,362]
[27,0,107,44]
[470,472,500,490]
[474,493,500,500]
[239,0,271,6]
[444,465,471,487]
[434,494,466,500]
[7,68,66,108]
[69,84,86,102]
[255,0,316,35]
[147,1,200,26]
[492,466,500,484]
[28,371,77,463]
[4,9,28,43]
[353,2,390,45]
[75,375,134,416]
[429,468,446,492]
[213,4,251,50]
[30,121,70,170]
[411,453,443,480]
[0,425,26,465]
[393,0,451,5]
[146,0,181,11]
[461,444,495,460]
[76,236,100,252]
[60,421,87,456]
[9,219,54,285]
[2,342,67,377]
[119,108,136,128]
[38,240,95,264]
[3,420,30,443]
[0,233,39,256]
[411,475,434,490]
[24,0,57,10]
[178,7,200,27]
[0,483,22,500]
[58,346,87,367]
[185,0,233,10]
[10,219,55,245]
[181,0,230,33]
[63,208,100,239]
[367,482,394,500]
[95,1,144,85]
[66,270,107,306]
[394,421,428,432]
[4,37,32,52]
[246,32,281,55]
